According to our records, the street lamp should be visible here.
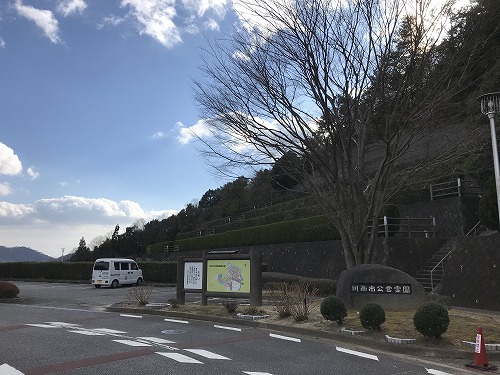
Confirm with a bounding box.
[478,92,500,226]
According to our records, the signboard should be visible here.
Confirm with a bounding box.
[184,261,203,290]
[206,259,250,293]
[350,283,412,295]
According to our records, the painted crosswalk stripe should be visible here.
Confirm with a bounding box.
[0,364,25,375]
[269,333,301,342]
[113,340,151,347]
[136,337,176,344]
[26,324,58,328]
[68,330,105,335]
[214,324,242,332]
[184,349,231,360]
[426,369,454,375]
[164,318,189,324]
[92,328,127,334]
[120,314,142,318]
[336,347,379,361]
[156,352,203,364]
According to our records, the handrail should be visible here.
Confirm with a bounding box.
[466,221,481,237]
[430,250,453,291]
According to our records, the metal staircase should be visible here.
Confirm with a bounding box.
[414,238,457,292]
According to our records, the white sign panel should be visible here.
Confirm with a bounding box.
[184,262,203,290]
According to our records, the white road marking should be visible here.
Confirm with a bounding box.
[112,339,151,347]
[184,349,231,360]
[136,337,176,344]
[243,372,273,375]
[164,318,189,324]
[25,324,58,328]
[214,324,242,332]
[426,369,454,375]
[46,322,80,328]
[92,328,127,334]
[156,352,203,364]
[68,330,105,336]
[336,347,379,361]
[0,364,25,374]
[120,314,142,318]
[269,333,301,342]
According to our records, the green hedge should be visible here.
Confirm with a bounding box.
[0,261,177,284]
[171,215,338,252]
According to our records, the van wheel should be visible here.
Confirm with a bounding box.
[94,285,101,288]
[136,278,143,286]
[111,280,119,288]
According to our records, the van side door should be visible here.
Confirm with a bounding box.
[119,262,130,284]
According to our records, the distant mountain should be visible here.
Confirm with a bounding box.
[0,246,55,262]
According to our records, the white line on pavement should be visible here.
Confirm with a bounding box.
[0,364,25,375]
[164,318,189,324]
[156,352,203,364]
[214,324,242,332]
[112,339,151,347]
[243,372,273,375]
[336,347,379,361]
[426,369,454,375]
[184,349,231,360]
[120,314,142,318]
[269,333,301,342]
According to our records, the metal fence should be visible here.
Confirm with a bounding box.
[367,216,436,237]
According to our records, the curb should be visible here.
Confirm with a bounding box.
[107,305,500,361]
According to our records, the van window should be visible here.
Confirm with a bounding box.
[120,262,130,271]
[131,263,138,270]
[94,261,109,271]
[114,263,120,271]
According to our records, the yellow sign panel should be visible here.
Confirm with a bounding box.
[206,259,251,293]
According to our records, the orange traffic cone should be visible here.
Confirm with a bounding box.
[465,326,498,371]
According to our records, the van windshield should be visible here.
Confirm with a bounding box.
[94,261,109,271]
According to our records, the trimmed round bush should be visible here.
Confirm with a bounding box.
[0,281,20,299]
[320,296,347,324]
[359,303,386,331]
[413,302,449,338]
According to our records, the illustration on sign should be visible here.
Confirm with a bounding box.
[350,283,412,294]
[184,262,203,290]
[206,259,250,293]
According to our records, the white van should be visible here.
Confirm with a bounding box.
[92,258,143,288]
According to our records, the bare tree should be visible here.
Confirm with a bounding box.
[194,0,482,268]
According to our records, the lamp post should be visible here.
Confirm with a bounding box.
[478,92,500,226]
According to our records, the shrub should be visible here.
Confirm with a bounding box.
[127,285,152,306]
[0,281,20,298]
[413,302,450,338]
[269,282,318,321]
[168,298,178,309]
[320,296,347,324]
[359,303,386,331]
[223,301,238,313]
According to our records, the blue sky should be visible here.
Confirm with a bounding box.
[0,0,241,258]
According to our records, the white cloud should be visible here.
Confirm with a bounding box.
[0,143,23,176]
[204,18,219,31]
[0,195,179,257]
[0,201,34,218]
[0,37,5,48]
[27,166,40,180]
[14,0,61,44]
[56,0,87,17]
[0,183,13,196]
[152,131,167,139]
[177,119,212,144]
[181,0,227,17]
[121,0,182,48]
